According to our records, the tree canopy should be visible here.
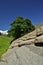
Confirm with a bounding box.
[8,16,35,39]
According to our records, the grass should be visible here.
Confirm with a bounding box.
[0,35,13,59]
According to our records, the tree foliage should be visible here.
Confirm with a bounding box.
[8,16,35,39]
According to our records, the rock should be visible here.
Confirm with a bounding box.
[35,35,43,43]
[0,25,43,65]
[36,26,43,36]
[1,46,43,65]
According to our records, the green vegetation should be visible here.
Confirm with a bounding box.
[8,16,35,39]
[0,36,13,58]
[0,16,35,60]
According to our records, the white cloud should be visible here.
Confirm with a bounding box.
[0,30,8,35]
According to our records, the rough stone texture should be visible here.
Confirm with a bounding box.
[0,25,43,65]
[0,62,6,65]
[0,45,43,65]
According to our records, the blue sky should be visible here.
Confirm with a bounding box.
[0,0,43,30]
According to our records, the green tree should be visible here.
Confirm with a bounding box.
[8,16,35,39]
